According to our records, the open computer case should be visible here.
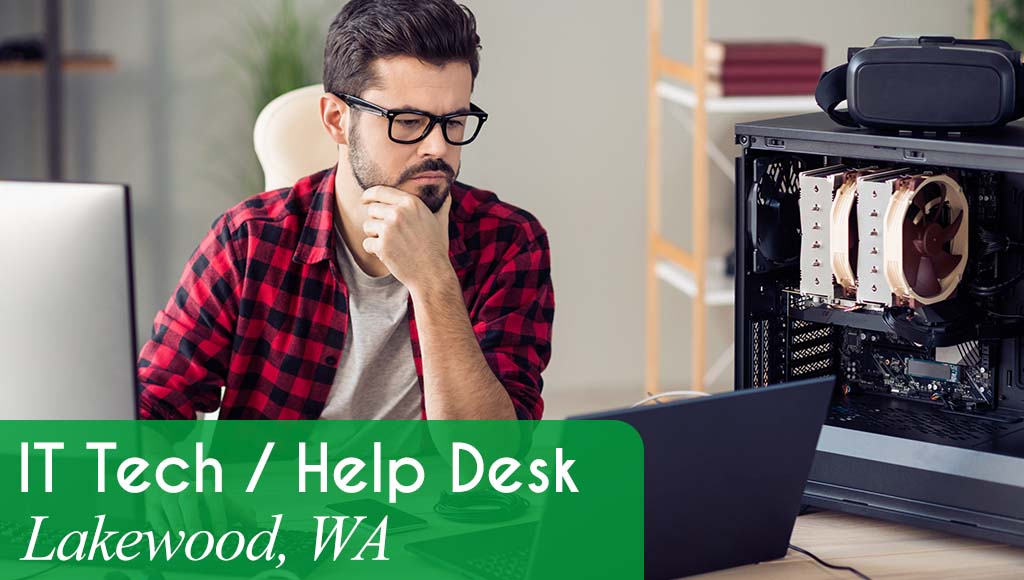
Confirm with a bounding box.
[734,113,1024,546]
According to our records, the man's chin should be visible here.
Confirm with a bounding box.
[402,182,450,213]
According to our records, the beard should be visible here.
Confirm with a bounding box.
[348,120,458,213]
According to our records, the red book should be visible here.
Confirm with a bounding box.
[706,41,824,65]
[706,78,819,98]
[713,62,823,82]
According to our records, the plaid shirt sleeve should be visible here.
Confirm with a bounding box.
[137,213,243,419]
[470,222,554,420]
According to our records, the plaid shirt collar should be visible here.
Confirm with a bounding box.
[292,165,470,270]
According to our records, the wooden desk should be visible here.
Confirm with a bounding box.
[693,511,1024,580]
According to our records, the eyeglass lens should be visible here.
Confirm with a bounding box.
[391,112,482,144]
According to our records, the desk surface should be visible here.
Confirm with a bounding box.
[8,508,1023,579]
[694,510,1024,580]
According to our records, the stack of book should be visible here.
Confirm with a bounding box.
[704,40,824,98]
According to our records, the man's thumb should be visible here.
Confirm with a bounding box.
[438,193,453,225]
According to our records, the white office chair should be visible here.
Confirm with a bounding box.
[253,83,339,191]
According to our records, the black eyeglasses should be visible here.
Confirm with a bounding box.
[334,92,488,146]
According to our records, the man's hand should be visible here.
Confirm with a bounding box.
[362,185,453,292]
[363,185,516,420]
[144,484,257,535]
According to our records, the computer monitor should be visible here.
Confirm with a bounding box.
[0,181,138,419]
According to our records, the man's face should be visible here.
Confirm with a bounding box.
[346,56,472,213]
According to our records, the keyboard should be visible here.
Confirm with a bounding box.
[462,547,530,580]
[0,519,321,578]
[406,521,538,580]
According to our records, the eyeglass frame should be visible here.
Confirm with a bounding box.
[332,92,488,146]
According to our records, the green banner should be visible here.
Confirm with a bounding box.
[0,420,642,579]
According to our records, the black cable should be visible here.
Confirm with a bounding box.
[434,490,530,523]
[789,543,872,580]
[971,268,1024,297]
[971,227,1024,297]
[983,311,1024,336]
[988,310,1024,319]
[9,563,62,580]
[978,227,1024,257]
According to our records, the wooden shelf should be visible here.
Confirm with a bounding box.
[0,55,115,74]
[656,80,818,114]
[647,1,993,394]
[655,258,734,306]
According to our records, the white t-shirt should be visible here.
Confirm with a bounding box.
[319,225,422,420]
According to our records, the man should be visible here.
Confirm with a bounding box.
[137,0,554,421]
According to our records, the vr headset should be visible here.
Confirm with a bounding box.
[816,36,1024,131]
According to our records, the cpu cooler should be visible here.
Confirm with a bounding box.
[795,168,969,308]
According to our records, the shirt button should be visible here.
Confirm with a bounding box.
[324,356,338,366]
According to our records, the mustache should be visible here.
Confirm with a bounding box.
[398,159,455,183]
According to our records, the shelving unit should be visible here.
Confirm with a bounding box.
[655,82,817,114]
[644,0,992,394]
[0,0,116,180]
[0,55,115,74]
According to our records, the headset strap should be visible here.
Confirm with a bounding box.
[815,63,858,127]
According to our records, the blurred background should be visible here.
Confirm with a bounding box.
[0,0,1017,417]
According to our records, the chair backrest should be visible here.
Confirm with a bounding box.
[253,84,338,191]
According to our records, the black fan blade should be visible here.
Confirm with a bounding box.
[931,251,962,279]
[914,255,942,297]
[926,191,947,220]
[940,211,964,242]
[913,186,942,219]
[903,221,925,285]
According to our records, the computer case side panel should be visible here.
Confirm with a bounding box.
[735,155,750,393]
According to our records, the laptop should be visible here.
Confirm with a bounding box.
[405,376,834,579]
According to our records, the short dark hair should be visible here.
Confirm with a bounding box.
[323,0,481,97]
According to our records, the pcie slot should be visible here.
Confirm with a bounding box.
[790,331,835,349]
[791,342,833,361]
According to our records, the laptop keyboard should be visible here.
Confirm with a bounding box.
[463,547,530,580]
[406,521,538,580]
[0,520,319,577]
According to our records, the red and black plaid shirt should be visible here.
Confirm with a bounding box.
[137,166,553,420]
